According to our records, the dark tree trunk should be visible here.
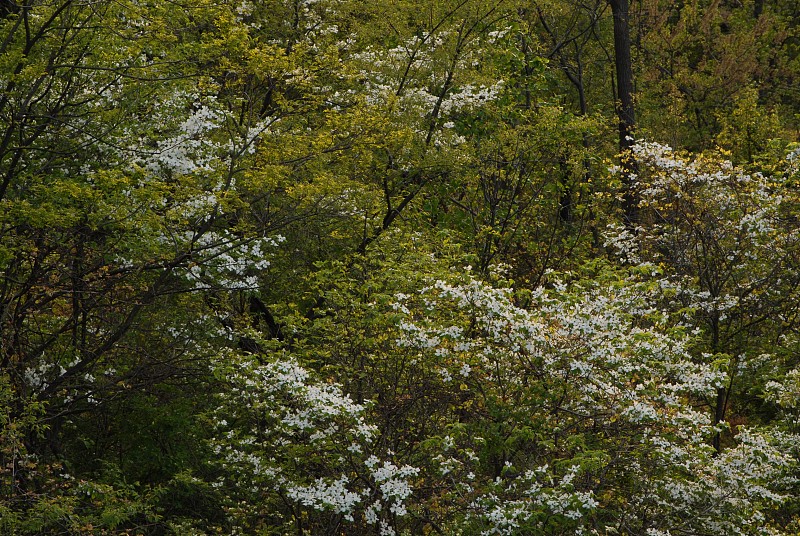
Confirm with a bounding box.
[609,0,638,226]
[754,0,765,18]
[713,386,726,453]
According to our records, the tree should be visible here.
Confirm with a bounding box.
[609,0,639,225]
[386,268,796,534]
[0,0,338,529]
[635,0,795,152]
[606,140,800,453]
[3,0,800,533]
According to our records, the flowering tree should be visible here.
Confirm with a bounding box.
[0,0,345,530]
[2,0,800,534]
[606,141,800,451]
[203,349,422,535]
[388,271,797,534]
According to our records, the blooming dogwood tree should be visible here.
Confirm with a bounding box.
[3,0,800,534]
[388,271,797,535]
[205,348,421,535]
[606,141,800,450]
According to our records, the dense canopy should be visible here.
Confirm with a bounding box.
[1,1,799,534]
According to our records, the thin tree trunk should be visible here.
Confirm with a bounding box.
[609,0,638,226]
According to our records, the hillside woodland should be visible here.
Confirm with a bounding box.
[1,1,800,534]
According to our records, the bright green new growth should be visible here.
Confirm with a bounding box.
[1,1,799,534]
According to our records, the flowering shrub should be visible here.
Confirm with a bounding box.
[606,141,800,447]
[208,350,421,534]
[389,272,797,535]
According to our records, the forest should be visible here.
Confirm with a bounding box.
[1,0,800,534]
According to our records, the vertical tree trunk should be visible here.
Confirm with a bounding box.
[710,317,727,454]
[609,0,638,226]
[753,0,765,18]
[713,386,726,453]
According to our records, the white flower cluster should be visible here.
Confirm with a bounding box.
[218,354,375,441]
[675,287,739,320]
[235,0,254,18]
[787,145,800,174]
[23,360,59,393]
[368,459,419,517]
[391,270,797,534]
[123,90,272,188]
[23,355,85,394]
[472,465,599,535]
[399,275,722,420]
[764,368,800,409]
[603,223,642,264]
[287,476,362,521]
[208,350,423,532]
[351,30,504,154]
[144,102,225,177]
[629,140,786,262]
[181,231,284,291]
[285,456,420,531]
[647,426,798,535]
[439,82,505,115]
